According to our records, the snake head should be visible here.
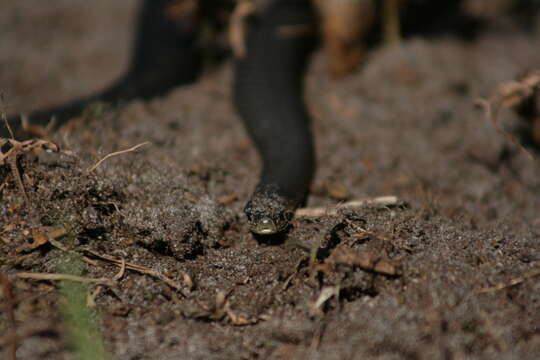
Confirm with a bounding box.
[244,184,295,235]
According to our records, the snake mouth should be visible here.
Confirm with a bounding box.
[247,210,291,235]
[250,216,280,235]
[244,184,296,236]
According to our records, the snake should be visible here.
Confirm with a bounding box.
[1,0,317,235]
[234,0,316,234]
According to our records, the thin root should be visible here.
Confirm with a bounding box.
[87,141,150,173]
[83,248,192,296]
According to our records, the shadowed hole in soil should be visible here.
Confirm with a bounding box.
[135,222,205,261]
[252,229,291,246]
[77,227,107,243]
[91,202,119,217]
[339,284,379,303]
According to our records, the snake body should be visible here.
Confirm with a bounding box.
[234,0,317,234]
[2,0,316,235]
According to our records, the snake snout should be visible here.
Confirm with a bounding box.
[251,217,279,235]
[244,185,296,235]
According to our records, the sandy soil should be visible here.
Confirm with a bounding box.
[1,1,540,359]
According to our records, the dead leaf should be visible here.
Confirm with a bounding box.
[30,230,49,249]
[3,224,16,232]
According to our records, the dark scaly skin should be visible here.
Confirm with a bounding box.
[2,0,202,137]
[2,0,316,235]
[234,0,317,234]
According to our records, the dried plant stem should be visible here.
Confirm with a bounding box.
[296,196,400,217]
[1,93,15,139]
[478,267,540,293]
[87,141,150,173]
[83,248,192,295]
[16,272,115,286]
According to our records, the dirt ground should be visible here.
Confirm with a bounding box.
[1,1,540,359]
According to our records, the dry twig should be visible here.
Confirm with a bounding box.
[308,285,340,317]
[87,141,150,173]
[475,70,540,159]
[113,258,126,281]
[1,93,15,139]
[16,272,115,286]
[83,248,192,295]
[87,286,104,308]
[478,267,540,293]
[296,196,400,218]
[0,138,60,203]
